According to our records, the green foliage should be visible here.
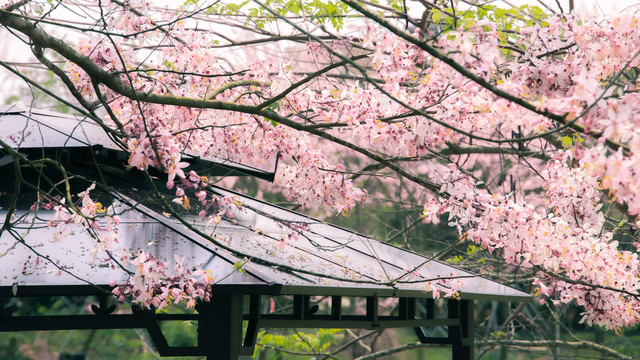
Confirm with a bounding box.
[4,52,71,113]
[430,4,549,57]
[160,321,198,347]
[431,4,548,31]
[0,329,166,359]
[259,0,351,30]
[255,329,342,358]
[447,243,487,265]
[265,102,281,126]
[0,298,201,359]
[386,0,405,12]
[3,95,20,105]
[201,0,411,31]
[558,133,584,149]
[233,260,246,273]
[266,118,280,127]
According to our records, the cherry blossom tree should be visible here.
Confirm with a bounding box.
[2,0,640,358]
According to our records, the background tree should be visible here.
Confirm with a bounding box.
[2,0,640,358]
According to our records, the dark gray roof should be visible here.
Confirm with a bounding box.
[0,104,118,149]
[0,105,531,302]
[0,104,275,179]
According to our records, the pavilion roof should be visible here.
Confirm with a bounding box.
[0,104,531,302]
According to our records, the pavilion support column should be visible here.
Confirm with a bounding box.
[199,293,243,360]
[448,299,474,360]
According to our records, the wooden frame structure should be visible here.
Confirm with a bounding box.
[1,292,476,359]
[0,105,530,359]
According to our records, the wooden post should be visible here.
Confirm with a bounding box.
[199,293,243,360]
[448,299,474,360]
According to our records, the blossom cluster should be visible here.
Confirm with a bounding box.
[347,13,640,328]
[10,0,640,328]
[421,156,640,329]
[64,7,367,214]
[66,7,640,326]
[112,252,213,309]
[38,184,121,259]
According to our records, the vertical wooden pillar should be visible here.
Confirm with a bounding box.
[243,294,261,352]
[448,299,474,360]
[425,298,435,320]
[460,299,474,360]
[331,296,342,320]
[366,296,379,329]
[199,293,243,360]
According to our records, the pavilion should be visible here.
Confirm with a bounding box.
[0,104,531,359]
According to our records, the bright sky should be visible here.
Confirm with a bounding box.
[498,0,640,14]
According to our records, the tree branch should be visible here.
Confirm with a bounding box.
[477,339,634,360]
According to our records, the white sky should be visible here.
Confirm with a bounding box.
[1,0,639,107]
[500,0,640,14]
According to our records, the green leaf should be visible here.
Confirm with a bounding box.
[233,261,246,273]
[558,135,573,149]
[265,118,279,127]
